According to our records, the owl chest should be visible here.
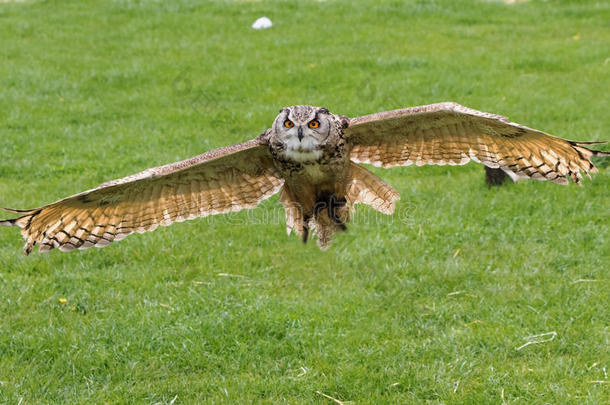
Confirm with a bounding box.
[279,146,344,175]
[288,155,349,193]
[301,163,330,182]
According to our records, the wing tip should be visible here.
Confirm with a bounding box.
[573,140,607,145]
[571,141,610,157]
[0,211,37,229]
[0,219,17,227]
[1,207,38,228]
[2,207,35,214]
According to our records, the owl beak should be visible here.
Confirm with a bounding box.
[297,127,304,142]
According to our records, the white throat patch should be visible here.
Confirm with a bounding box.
[284,136,323,162]
[285,149,323,162]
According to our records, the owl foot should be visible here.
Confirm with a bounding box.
[314,191,348,231]
[301,215,310,243]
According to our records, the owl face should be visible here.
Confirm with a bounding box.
[272,105,332,162]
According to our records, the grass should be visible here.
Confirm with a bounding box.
[0,0,608,403]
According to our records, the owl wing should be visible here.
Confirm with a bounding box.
[345,102,608,184]
[1,136,283,255]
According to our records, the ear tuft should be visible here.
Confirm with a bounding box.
[340,115,350,129]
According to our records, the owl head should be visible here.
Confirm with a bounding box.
[271,105,333,162]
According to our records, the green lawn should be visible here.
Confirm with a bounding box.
[0,0,608,403]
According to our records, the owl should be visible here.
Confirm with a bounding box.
[1,102,607,254]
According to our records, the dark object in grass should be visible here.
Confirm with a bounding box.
[485,166,510,186]
[2,102,608,254]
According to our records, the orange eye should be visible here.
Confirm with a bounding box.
[308,120,320,129]
[284,120,294,128]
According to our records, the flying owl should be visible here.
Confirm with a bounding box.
[1,102,607,254]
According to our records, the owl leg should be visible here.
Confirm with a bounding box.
[309,191,350,249]
[314,192,348,231]
[328,195,347,231]
[279,185,311,242]
[302,215,310,243]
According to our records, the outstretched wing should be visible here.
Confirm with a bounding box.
[346,102,608,184]
[1,136,283,255]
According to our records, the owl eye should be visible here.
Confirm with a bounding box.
[308,120,320,129]
[284,120,294,128]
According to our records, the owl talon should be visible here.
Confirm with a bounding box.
[301,226,309,243]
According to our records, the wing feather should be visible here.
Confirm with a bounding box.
[1,137,283,255]
[346,102,608,183]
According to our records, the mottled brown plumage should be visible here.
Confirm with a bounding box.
[347,103,605,185]
[1,102,607,254]
[1,140,283,254]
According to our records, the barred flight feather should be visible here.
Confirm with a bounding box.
[346,102,608,185]
[1,139,282,255]
[346,162,400,215]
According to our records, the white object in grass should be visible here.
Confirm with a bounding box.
[252,17,272,30]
